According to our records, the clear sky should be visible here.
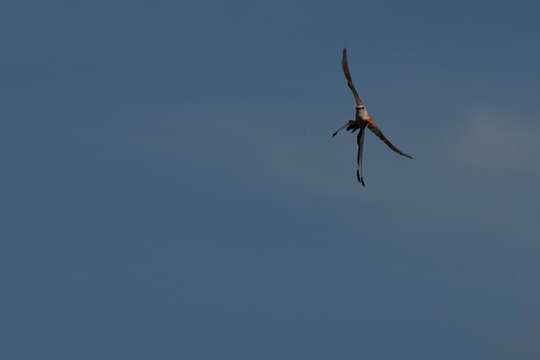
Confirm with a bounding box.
[2,0,540,358]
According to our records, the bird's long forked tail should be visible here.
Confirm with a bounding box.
[356,124,367,186]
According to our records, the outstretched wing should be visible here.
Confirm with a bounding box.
[342,48,364,107]
[356,124,367,186]
[366,122,413,159]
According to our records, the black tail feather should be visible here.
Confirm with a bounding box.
[356,170,366,187]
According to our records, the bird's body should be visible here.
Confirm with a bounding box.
[332,48,413,186]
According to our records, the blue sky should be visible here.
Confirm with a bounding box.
[2,0,540,358]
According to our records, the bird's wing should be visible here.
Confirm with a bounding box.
[342,48,364,107]
[356,124,367,186]
[366,122,413,159]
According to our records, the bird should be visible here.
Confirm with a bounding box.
[332,48,413,186]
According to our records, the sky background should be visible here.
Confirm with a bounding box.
[2,0,540,358]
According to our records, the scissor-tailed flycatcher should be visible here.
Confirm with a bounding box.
[332,48,413,186]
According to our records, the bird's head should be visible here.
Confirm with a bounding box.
[356,104,369,119]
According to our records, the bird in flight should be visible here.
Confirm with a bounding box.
[332,48,413,186]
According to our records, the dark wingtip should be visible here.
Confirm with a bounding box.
[332,132,337,137]
[399,152,414,159]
